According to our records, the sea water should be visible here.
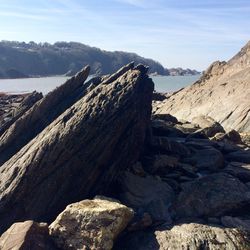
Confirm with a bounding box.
[0,75,200,95]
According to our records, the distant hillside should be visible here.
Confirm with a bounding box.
[0,41,166,78]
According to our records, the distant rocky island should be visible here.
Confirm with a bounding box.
[0,41,200,79]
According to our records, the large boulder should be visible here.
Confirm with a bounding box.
[49,197,133,250]
[0,64,153,233]
[173,173,250,219]
[0,220,57,250]
[114,223,250,250]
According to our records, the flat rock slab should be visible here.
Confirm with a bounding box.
[226,149,250,164]
[118,222,250,250]
[183,147,224,171]
[222,162,250,183]
[173,173,250,219]
[119,171,175,223]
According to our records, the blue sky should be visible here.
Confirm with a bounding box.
[0,0,250,70]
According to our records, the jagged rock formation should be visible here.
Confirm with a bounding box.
[0,63,153,233]
[49,197,134,250]
[0,66,91,165]
[154,41,250,132]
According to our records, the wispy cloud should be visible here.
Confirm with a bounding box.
[0,11,50,20]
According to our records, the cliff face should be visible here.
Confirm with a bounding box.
[154,41,250,132]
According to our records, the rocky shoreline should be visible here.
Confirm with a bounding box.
[0,62,249,249]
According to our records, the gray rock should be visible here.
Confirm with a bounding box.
[221,216,250,231]
[222,162,250,182]
[153,41,250,133]
[173,173,250,219]
[226,149,250,163]
[151,136,190,157]
[119,172,175,223]
[183,147,224,171]
[0,66,91,165]
[0,64,153,233]
[151,119,185,137]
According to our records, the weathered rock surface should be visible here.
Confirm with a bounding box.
[0,66,92,165]
[154,41,250,132]
[221,216,250,231]
[222,162,250,183]
[173,173,250,219]
[226,149,250,163]
[0,64,153,233]
[114,223,250,250]
[119,172,174,223]
[183,147,224,171]
[0,220,57,250]
[49,197,133,250]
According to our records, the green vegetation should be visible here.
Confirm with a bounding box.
[0,41,166,78]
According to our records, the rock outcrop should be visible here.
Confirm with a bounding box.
[49,197,134,250]
[0,66,91,165]
[154,41,250,132]
[0,63,153,233]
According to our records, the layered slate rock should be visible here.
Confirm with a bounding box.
[0,66,91,165]
[173,173,250,219]
[49,197,134,250]
[154,41,250,132]
[114,223,250,250]
[119,172,175,223]
[0,220,57,250]
[0,64,153,233]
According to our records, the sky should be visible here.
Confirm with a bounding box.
[0,0,250,70]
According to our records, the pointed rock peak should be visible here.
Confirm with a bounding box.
[75,65,90,82]
[134,64,149,74]
[102,62,134,84]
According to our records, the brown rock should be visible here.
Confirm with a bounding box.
[0,220,57,250]
[49,197,134,250]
